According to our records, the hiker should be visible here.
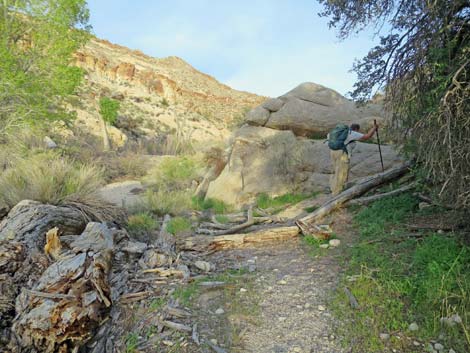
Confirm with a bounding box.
[328,122,378,195]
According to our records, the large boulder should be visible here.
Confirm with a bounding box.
[98,180,145,209]
[246,82,383,137]
[205,125,402,207]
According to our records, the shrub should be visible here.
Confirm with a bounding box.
[146,156,198,188]
[100,153,149,181]
[143,155,204,215]
[145,188,192,216]
[166,217,191,235]
[192,196,230,214]
[161,98,169,107]
[99,97,120,126]
[0,153,104,207]
[127,212,158,238]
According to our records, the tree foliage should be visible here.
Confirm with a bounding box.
[99,97,120,126]
[318,0,470,207]
[0,0,90,134]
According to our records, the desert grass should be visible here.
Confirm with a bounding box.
[0,153,104,208]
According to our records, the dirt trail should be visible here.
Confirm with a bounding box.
[199,211,353,353]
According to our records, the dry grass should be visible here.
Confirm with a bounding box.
[0,153,105,208]
[144,188,193,216]
[99,153,149,182]
[141,155,203,215]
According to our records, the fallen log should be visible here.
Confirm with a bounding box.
[199,206,287,236]
[0,200,86,251]
[211,206,255,236]
[11,223,114,352]
[347,182,416,206]
[142,267,185,277]
[298,162,412,229]
[182,163,411,251]
[161,320,192,332]
[180,226,300,251]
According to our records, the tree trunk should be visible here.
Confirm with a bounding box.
[296,162,411,232]
[347,182,416,206]
[11,223,114,352]
[0,200,87,251]
[179,226,300,252]
[100,117,111,151]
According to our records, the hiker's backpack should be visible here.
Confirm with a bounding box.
[327,124,350,152]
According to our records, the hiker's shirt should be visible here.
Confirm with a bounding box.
[344,130,364,157]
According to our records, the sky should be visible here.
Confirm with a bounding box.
[88,1,380,97]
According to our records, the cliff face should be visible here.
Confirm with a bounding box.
[71,38,266,147]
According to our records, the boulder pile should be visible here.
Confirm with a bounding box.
[204,82,402,206]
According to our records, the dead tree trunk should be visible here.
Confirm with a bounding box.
[347,182,416,206]
[0,200,87,251]
[11,223,114,353]
[297,162,411,229]
[185,163,412,251]
[180,226,300,252]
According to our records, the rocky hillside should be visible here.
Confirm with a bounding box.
[71,38,265,146]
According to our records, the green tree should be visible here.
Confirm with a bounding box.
[318,0,470,208]
[98,97,120,151]
[0,0,90,134]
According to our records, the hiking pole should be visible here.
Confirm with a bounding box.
[374,119,385,172]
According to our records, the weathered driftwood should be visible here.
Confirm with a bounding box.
[197,281,227,289]
[0,200,86,251]
[161,320,192,332]
[11,223,114,353]
[180,226,300,251]
[212,206,255,236]
[166,306,191,318]
[119,291,151,303]
[348,182,416,206]
[197,216,280,235]
[297,163,411,232]
[142,267,186,277]
[198,206,287,236]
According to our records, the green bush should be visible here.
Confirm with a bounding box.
[101,153,149,181]
[145,188,192,216]
[166,217,191,235]
[99,97,120,126]
[142,156,203,215]
[146,156,198,188]
[0,153,104,207]
[127,212,157,237]
[192,196,230,214]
